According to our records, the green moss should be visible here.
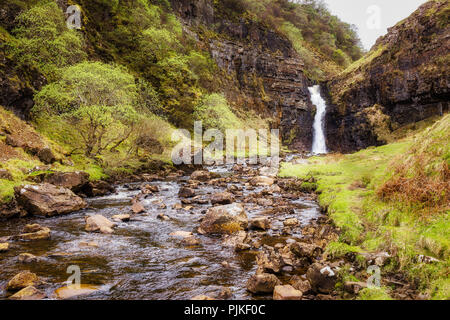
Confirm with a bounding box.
[299,182,318,193]
[357,287,393,300]
[0,179,21,202]
[325,242,364,259]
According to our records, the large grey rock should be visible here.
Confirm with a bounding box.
[44,171,89,193]
[199,203,247,234]
[247,273,281,294]
[306,263,338,294]
[273,285,302,300]
[211,192,234,205]
[6,271,39,291]
[85,215,116,234]
[15,184,86,217]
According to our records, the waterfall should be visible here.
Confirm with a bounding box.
[308,85,328,155]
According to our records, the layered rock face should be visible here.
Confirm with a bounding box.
[326,0,449,152]
[170,0,314,151]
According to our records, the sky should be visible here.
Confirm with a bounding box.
[322,0,429,50]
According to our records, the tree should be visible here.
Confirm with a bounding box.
[10,1,86,80]
[34,62,141,156]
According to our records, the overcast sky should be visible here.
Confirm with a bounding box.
[322,0,428,50]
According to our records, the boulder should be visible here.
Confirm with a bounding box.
[0,242,9,252]
[18,253,38,263]
[18,224,51,241]
[249,176,274,186]
[157,213,170,221]
[306,263,338,294]
[361,252,391,266]
[78,241,99,248]
[9,286,45,300]
[131,201,145,214]
[182,236,201,246]
[15,184,87,217]
[249,217,271,230]
[234,242,251,252]
[190,170,211,181]
[85,215,116,234]
[290,276,312,294]
[216,287,232,300]
[255,248,284,274]
[211,192,234,205]
[258,166,278,177]
[199,203,248,234]
[257,198,273,206]
[0,169,13,180]
[283,218,299,227]
[178,186,196,198]
[246,273,281,294]
[343,281,367,294]
[6,271,39,291]
[0,200,21,219]
[37,147,56,164]
[169,231,194,238]
[142,184,159,193]
[290,242,322,259]
[85,180,115,197]
[112,214,131,222]
[273,285,302,300]
[23,224,43,233]
[222,230,248,247]
[44,171,89,193]
[55,284,99,299]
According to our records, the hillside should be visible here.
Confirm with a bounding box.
[0,0,448,302]
[280,114,450,299]
[0,0,365,201]
[325,0,449,152]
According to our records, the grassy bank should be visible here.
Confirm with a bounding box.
[279,115,449,300]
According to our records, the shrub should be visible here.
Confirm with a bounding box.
[10,0,86,80]
[333,49,352,67]
[193,93,243,132]
[155,55,202,127]
[33,62,140,156]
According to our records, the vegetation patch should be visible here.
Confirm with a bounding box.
[279,115,450,299]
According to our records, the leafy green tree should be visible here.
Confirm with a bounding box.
[10,0,86,80]
[34,62,141,156]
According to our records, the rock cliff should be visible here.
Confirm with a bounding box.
[170,0,315,151]
[325,0,449,152]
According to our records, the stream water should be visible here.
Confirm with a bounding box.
[309,85,328,155]
[0,159,322,300]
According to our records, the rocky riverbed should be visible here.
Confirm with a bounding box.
[0,157,418,300]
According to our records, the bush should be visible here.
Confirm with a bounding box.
[333,49,352,67]
[10,0,86,80]
[33,62,140,156]
[155,55,202,127]
[193,93,243,132]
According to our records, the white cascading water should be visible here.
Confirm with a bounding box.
[308,85,328,154]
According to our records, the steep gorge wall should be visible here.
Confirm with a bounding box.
[170,0,315,151]
[325,0,449,152]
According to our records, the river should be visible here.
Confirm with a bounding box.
[0,158,322,300]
